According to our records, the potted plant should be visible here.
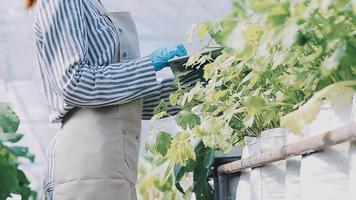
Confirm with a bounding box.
[139,0,356,199]
[0,102,36,200]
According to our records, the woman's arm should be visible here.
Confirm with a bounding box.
[142,70,201,120]
[142,78,180,120]
[35,0,161,107]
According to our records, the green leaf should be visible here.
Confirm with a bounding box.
[14,170,33,200]
[16,186,32,200]
[155,131,172,157]
[268,3,290,26]
[175,111,201,129]
[157,173,174,192]
[326,85,354,109]
[244,96,266,116]
[198,24,209,40]
[203,63,216,80]
[193,177,214,200]
[152,111,168,121]
[0,133,24,143]
[174,165,186,184]
[299,46,323,64]
[281,81,356,133]
[0,103,20,133]
[16,169,30,186]
[213,90,230,101]
[169,92,180,107]
[186,53,202,67]
[174,160,196,195]
[250,0,275,11]
[175,181,185,195]
[8,146,35,162]
[174,158,196,184]
[193,142,214,200]
[321,40,347,76]
[167,131,196,166]
[0,103,34,200]
[339,42,356,70]
[193,117,233,151]
[31,191,38,200]
[0,158,18,200]
[154,100,168,115]
[202,148,215,169]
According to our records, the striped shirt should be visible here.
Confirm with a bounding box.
[34,0,189,123]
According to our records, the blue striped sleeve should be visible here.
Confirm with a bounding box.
[142,78,180,120]
[142,70,201,120]
[35,0,160,107]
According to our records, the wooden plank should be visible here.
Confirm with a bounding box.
[218,123,356,174]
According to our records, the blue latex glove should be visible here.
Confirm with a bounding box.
[149,44,187,71]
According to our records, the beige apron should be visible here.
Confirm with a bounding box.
[45,2,144,199]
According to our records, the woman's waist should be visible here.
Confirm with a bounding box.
[61,99,143,129]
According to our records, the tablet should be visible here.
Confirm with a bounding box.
[168,47,223,78]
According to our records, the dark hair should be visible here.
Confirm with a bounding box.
[25,0,37,10]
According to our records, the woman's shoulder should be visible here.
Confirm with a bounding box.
[34,0,88,23]
[36,0,87,13]
[38,0,85,5]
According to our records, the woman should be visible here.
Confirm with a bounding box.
[27,0,194,199]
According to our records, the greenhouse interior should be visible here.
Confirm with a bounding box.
[0,0,355,200]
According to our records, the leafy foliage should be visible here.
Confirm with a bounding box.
[155,131,173,157]
[175,111,201,129]
[0,103,20,133]
[281,80,356,133]
[0,102,36,200]
[140,0,356,199]
[166,131,196,166]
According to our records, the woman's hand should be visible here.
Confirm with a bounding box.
[149,44,187,71]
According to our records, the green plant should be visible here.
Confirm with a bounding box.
[140,0,356,199]
[0,102,36,200]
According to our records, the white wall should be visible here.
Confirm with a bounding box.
[102,0,232,54]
